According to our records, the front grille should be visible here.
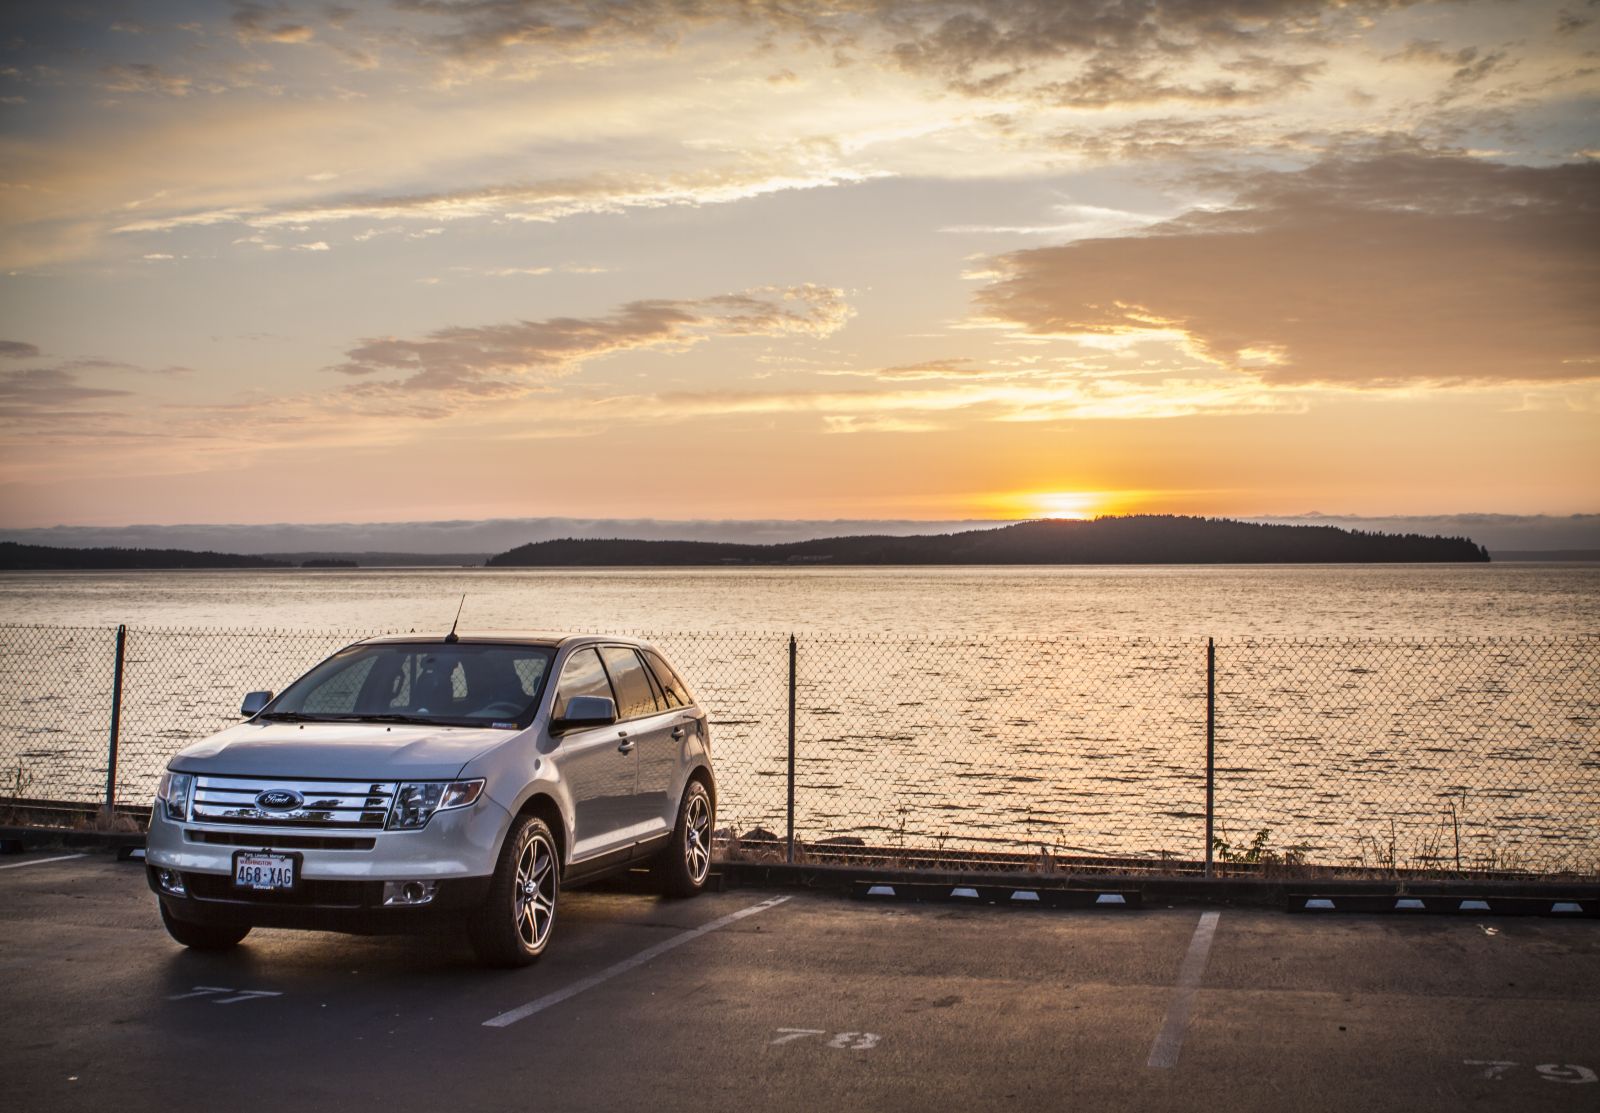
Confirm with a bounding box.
[186,830,377,851]
[190,775,396,829]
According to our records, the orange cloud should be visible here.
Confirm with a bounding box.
[977,154,1600,387]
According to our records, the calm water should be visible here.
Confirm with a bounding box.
[3,562,1597,638]
[2,564,1595,871]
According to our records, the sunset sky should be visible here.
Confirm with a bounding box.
[1,0,1596,529]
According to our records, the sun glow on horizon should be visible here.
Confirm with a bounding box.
[1019,491,1104,520]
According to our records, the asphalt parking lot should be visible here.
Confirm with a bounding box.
[2,851,1596,1112]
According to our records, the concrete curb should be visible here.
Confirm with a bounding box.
[852,879,1140,909]
[722,861,1600,913]
[1288,892,1597,916]
[0,826,145,853]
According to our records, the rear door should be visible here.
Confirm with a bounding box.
[596,645,681,843]
[640,647,707,829]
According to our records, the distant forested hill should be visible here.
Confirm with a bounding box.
[487,515,1491,567]
[0,542,292,570]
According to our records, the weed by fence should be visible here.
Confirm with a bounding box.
[0,624,1594,875]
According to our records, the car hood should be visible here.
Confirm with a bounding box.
[169,721,515,781]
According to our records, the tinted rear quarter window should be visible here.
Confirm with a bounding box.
[644,649,693,707]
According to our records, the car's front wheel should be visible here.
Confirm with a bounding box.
[655,779,713,898]
[468,814,559,967]
[158,902,250,951]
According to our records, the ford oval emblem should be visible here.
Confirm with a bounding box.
[255,789,304,811]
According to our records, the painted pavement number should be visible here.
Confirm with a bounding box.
[1464,1061,1597,1084]
[770,1029,881,1050]
[167,986,283,1006]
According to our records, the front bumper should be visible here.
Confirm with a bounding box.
[145,789,512,933]
[148,867,492,934]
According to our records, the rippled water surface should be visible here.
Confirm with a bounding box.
[4,562,1597,638]
[3,564,1596,871]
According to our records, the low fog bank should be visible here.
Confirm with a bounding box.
[0,517,1016,555]
[1245,514,1600,553]
[1,513,1594,557]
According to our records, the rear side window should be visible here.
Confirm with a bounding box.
[644,650,693,708]
[553,648,614,718]
[599,646,661,720]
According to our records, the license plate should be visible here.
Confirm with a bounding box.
[234,853,296,891]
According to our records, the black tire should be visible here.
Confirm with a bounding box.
[655,779,713,899]
[159,902,250,951]
[467,814,560,968]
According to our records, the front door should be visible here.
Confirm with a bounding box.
[551,647,637,863]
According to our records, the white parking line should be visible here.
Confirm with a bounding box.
[1147,911,1222,1069]
[0,854,87,872]
[483,895,792,1029]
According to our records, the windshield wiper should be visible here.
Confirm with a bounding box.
[255,711,331,722]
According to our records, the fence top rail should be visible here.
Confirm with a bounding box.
[1,623,1596,647]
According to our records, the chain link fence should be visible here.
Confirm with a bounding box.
[1213,637,1600,875]
[1,624,1595,876]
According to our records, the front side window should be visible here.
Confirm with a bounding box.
[552,648,614,719]
[265,643,554,727]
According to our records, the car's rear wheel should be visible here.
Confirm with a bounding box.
[468,814,559,967]
[158,902,251,951]
[655,779,713,898]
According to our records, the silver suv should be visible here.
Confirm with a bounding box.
[145,633,715,967]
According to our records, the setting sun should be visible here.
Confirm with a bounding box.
[1032,493,1098,520]
[990,491,1107,521]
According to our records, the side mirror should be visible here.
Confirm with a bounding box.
[552,694,617,732]
[241,691,273,717]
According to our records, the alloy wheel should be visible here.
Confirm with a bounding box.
[684,791,711,885]
[513,831,557,951]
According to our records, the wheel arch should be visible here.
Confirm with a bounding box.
[514,792,568,869]
[684,761,716,812]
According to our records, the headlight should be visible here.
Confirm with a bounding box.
[387,780,484,830]
[155,771,193,822]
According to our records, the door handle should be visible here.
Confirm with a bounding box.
[617,738,636,754]
[670,726,686,740]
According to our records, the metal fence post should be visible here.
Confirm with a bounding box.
[786,634,797,864]
[104,624,127,813]
[1204,636,1215,877]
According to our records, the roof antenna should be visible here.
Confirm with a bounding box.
[444,594,466,644]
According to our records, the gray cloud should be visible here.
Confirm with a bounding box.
[977,153,1600,387]
[0,367,132,415]
[396,1,1416,103]
[99,62,194,96]
[1393,41,1519,103]
[231,2,316,44]
[398,1,1400,60]
[330,284,854,400]
[0,341,41,359]
[1555,9,1592,35]
[1033,55,1323,109]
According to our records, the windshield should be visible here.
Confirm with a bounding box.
[263,642,555,728]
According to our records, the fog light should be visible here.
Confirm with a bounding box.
[382,880,438,906]
[157,868,187,897]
